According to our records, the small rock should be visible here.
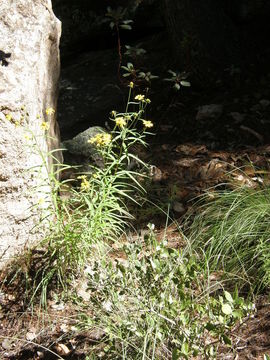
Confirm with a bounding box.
[196,104,223,121]
[62,126,107,171]
[62,126,106,157]
[230,112,245,123]
[259,99,270,109]
[172,201,185,214]
[250,104,261,112]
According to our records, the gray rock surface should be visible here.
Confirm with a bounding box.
[62,126,107,172]
[0,0,62,267]
[196,104,223,121]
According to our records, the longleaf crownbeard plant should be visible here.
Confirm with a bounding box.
[37,83,154,298]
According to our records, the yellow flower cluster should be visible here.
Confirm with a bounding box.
[38,198,45,206]
[5,114,12,121]
[88,133,112,147]
[5,113,22,127]
[24,134,32,141]
[41,121,49,131]
[46,107,55,116]
[142,120,153,128]
[134,94,151,103]
[77,175,90,191]
[129,81,134,88]
[135,94,145,101]
[115,117,127,128]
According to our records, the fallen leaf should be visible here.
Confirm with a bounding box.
[175,144,207,156]
[26,330,37,341]
[55,343,70,356]
[60,323,69,333]
[2,338,12,350]
[51,302,65,311]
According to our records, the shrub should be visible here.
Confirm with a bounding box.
[78,228,252,359]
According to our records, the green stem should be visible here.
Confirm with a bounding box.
[125,86,132,113]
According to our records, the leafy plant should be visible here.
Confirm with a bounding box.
[79,227,252,359]
[164,70,191,91]
[105,7,133,31]
[121,62,159,89]
[17,85,153,305]
[121,62,138,79]
[138,70,159,83]
[125,44,147,58]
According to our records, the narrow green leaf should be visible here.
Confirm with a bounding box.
[180,80,191,87]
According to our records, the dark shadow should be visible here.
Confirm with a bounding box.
[0,50,11,66]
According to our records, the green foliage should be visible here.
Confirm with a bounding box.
[121,62,137,78]
[188,184,270,290]
[121,62,159,86]
[105,7,133,30]
[125,44,147,58]
[164,70,191,91]
[26,86,153,304]
[78,230,252,359]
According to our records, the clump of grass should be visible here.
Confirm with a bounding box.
[188,184,270,290]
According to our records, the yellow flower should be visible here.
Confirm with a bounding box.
[88,133,112,147]
[81,179,90,191]
[142,120,153,128]
[135,95,144,100]
[5,114,12,121]
[115,117,127,128]
[129,81,134,88]
[135,94,145,101]
[15,121,21,127]
[38,198,45,205]
[41,121,49,131]
[24,134,31,141]
[45,107,55,116]
[145,98,151,104]
[77,175,90,191]
[111,110,117,118]
[100,133,112,146]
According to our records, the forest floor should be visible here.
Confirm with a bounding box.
[1,68,270,359]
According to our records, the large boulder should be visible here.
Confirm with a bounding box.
[0,0,62,266]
